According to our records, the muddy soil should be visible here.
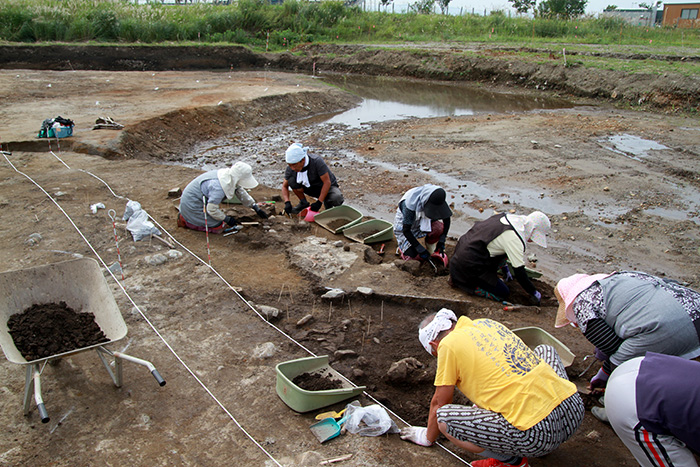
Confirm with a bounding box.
[0,45,699,467]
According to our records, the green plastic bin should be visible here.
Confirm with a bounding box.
[313,205,363,234]
[512,327,575,367]
[275,355,366,413]
[342,219,394,244]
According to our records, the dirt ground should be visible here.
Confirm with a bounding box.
[0,45,699,467]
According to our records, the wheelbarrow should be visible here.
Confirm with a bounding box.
[0,258,165,424]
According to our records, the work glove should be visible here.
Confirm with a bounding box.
[224,216,237,227]
[501,264,513,282]
[529,290,542,305]
[590,366,610,392]
[284,201,293,215]
[418,249,430,261]
[436,241,446,255]
[253,205,269,219]
[594,347,609,362]
[399,426,433,447]
[310,200,323,212]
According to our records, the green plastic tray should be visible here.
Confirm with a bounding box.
[512,327,575,367]
[313,205,363,234]
[275,355,366,413]
[342,219,394,244]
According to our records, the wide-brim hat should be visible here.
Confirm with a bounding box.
[554,273,612,328]
[217,162,258,198]
[424,188,452,220]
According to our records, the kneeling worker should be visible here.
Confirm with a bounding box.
[400,308,583,467]
[178,161,268,233]
[281,143,344,215]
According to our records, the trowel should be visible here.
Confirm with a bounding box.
[314,407,346,420]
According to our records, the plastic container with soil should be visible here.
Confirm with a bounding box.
[313,205,363,234]
[342,219,394,244]
[512,327,575,367]
[275,355,366,413]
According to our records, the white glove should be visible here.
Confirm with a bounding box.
[399,426,433,446]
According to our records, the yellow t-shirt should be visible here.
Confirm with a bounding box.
[434,317,576,430]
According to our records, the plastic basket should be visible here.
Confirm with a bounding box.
[275,355,365,413]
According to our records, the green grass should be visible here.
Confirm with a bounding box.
[0,0,698,59]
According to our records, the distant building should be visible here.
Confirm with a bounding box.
[662,2,700,27]
[600,8,661,26]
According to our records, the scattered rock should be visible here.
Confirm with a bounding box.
[256,304,281,321]
[356,287,374,295]
[144,254,167,266]
[334,349,357,359]
[297,314,314,327]
[166,249,183,259]
[25,233,42,246]
[364,247,383,265]
[322,288,345,299]
[168,187,182,198]
[586,430,601,441]
[395,259,421,276]
[252,342,277,358]
[386,357,424,383]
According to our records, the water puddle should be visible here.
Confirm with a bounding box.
[317,74,573,127]
[600,134,669,161]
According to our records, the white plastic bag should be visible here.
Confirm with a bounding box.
[343,401,400,437]
[123,200,161,241]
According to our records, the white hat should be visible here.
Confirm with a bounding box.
[285,143,307,164]
[217,162,258,199]
[506,211,551,248]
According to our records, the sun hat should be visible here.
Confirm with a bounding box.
[507,211,551,248]
[418,308,457,355]
[554,273,612,328]
[285,143,307,164]
[423,188,452,220]
[217,161,258,199]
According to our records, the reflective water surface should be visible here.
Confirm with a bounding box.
[318,74,573,127]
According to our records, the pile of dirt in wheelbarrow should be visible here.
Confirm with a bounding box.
[7,302,108,361]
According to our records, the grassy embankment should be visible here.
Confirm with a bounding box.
[1,0,698,76]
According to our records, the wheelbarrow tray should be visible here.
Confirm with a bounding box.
[313,205,363,234]
[342,219,394,244]
[512,326,575,367]
[0,258,127,365]
[276,355,366,413]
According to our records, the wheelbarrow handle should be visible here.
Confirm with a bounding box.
[151,369,166,387]
[37,402,50,424]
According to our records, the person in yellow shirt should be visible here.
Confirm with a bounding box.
[400,309,584,467]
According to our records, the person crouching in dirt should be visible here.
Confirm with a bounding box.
[604,353,700,467]
[178,161,268,233]
[553,271,700,422]
[448,211,550,305]
[393,184,452,264]
[281,143,344,216]
[400,308,584,467]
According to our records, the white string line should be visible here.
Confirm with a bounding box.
[2,152,284,467]
[37,150,471,466]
